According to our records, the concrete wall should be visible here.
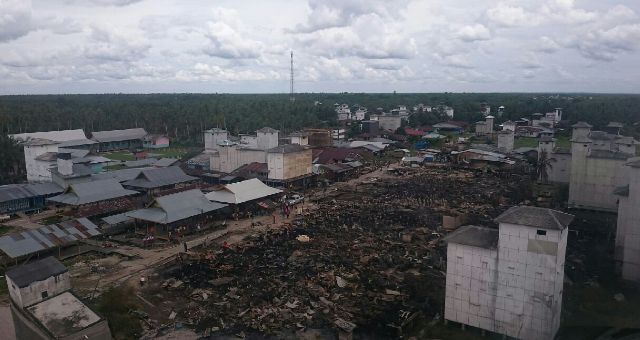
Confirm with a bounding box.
[11,302,112,340]
[267,149,312,180]
[619,166,640,281]
[569,150,626,211]
[445,243,498,333]
[548,153,571,184]
[7,273,71,309]
[372,115,402,132]
[25,144,58,182]
[210,146,267,173]
[257,131,279,150]
[497,133,514,153]
[204,130,228,151]
[446,223,567,340]
[290,136,308,146]
[496,223,565,340]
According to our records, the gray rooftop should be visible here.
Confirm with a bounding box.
[127,189,227,224]
[48,179,138,205]
[6,257,67,288]
[0,183,64,203]
[495,206,573,230]
[101,212,133,225]
[124,158,158,168]
[572,121,593,128]
[607,122,624,128]
[154,158,179,167]
[257,127,279,133]
[27,292,102,337]
[123,166,197,189]
[589,131,616,141]
[91,128,148,143]
[588,150,633,160]
[0,218,101,258]
[91,167,150,182]
[443,225,498,249]
[267,144,307,154]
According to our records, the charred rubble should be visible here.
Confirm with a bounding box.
[151,168,530,338]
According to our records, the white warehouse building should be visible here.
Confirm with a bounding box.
[444,206,573,340]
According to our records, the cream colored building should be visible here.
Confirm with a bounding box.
[267,144,312,181]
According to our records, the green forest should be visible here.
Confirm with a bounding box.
[1,92,640,184]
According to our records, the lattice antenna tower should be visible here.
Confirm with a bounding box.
[289,51,295,102]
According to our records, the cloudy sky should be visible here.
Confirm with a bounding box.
[1,0,639,94]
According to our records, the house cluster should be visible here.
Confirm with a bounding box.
[9,128,170,183]
[335,103,455,133]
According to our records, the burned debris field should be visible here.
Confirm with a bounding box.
[142,167,529,338]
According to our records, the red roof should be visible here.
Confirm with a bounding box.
[404,127,424,136]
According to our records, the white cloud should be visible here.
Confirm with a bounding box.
[202,7,264,59]
[0,0,33,42]
[456,24,491,42]
[536,36,561,53]
[84,26,150,62]
[487,4,539,28]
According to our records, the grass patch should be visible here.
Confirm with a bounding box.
[103,151,135,161]
[146,147,188,159]
[563,282,640,329]
[41,215,64,225]
[514,137,539,148]
[0,225,14,236]
[90,286,143,340]
[556,135,571,149]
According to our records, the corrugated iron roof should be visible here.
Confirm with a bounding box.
[443,225,498,249]
[205,179,282,204]
[123,166,197,189]
[91,128,148,143]
[0,218,100,259]
[0,183,64,203]
[48,179,138,205]
[495,206,573,230]
[127,189,227,224]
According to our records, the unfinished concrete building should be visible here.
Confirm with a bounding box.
[475,116,494,136]
[568,122,637,211]
[6,257,112,340]
[445,206,573,340]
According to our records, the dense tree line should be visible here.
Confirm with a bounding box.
[0,134,25,185]
[1,92,640,183]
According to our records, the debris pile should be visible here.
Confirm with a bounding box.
[151,167,528,337]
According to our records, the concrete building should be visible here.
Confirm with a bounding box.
[475,116,495,136]
[90,128,147,152]
[6,257,111,340]
[497,131,514,153]
[361,120,380,136]
[568,122,637,212]
[10,130,97,183]
[370,114,402,132]
[266,144,313,182]
[354,108,367,121]
[305,129,332,147]
[207,127,281,173]
[332,128,346,141]
[445,206,573,340]
[289,132,309,146]
[204,128,229,152]
[502,120,516,133]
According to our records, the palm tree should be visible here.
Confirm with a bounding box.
[536,150,553,183]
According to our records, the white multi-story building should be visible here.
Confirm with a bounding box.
[354,108,367,121]
[10,129,96,183]
[445,206,573,340]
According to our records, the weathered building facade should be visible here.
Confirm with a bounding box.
[568,122,636,212]
[445,206,572,340]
